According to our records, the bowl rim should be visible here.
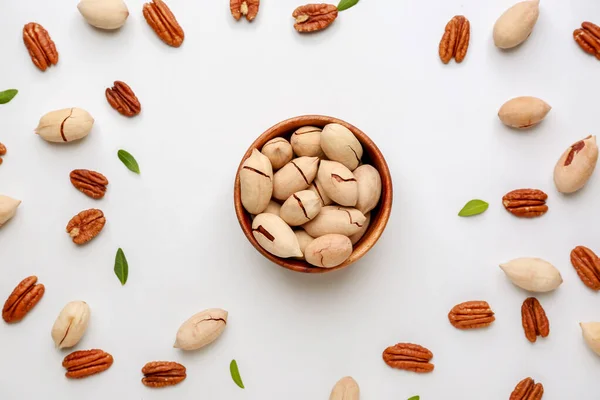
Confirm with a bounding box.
[234,114,393,273]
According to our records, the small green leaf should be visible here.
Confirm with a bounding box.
[230,359,245,389]
[458,199,489,217]
[337,0,359,11]
[0,89,18,105]
[114,248,129,285]
[118,149,140,174]
[407,396,420,400]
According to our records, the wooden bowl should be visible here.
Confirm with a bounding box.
[234,115,393,273]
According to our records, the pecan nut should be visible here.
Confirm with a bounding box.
[448,300,495,329]
[230,0,259,21]
[521,297,549,343]
[502,189,548,218]
[0,142,5,165]
[293,4,338,33]
[382,343,434,373]
[23,23,59,71]
[439,15,470,64]
[142,361,186,388]
[105,81,141,117]
[510,377,544,400]
[574,22,600,60]
[2,276,45,323]
[63,349,113,379]
[70,170,109,199]
[66,209,106,245]
[143,0,184,47]
[570,246,600,290]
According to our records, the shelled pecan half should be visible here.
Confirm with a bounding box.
[142,361,186,388]
[448,300,495,329]
[510,377,544,400]
[570,246,600,290]
[105,81,141,117]
[23,22,59,71]
[502,189,548,218]
[2,276,45,323]
[439,15,470,64]
[143,0,184,47]
[292,4,338,33]
[63,349,113,379]
[521,297,549,342]
[574,22,600,60]
[382,343,434,373]
[230,0,259,21]
[70,170,109,199]
[66,209,106,245]
[0,142,5,165]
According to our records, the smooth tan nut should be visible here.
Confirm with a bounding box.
[305,234,352,268]
[272,156,319,201]
[580,322,600,356]
[35,108,94,143]
[294,230,314,259]
[77,0,129,29]
[0,195,21,227]
[291,126,324,157]
[329,376,360,400]
[240,149,273,214]
[353,164,382,214]
[554,135,598,194]
[318,160,358,207]
[51,301,90,349]
[308,178,332,206]
[303,206,366,237]
[348,211,370,245]
[263,200,281,217]
[500,257,563,292]
[493,0,540,49]
[174,308,227,350]
[252,213,302,258]
[261,137,293,170]
[280,190,321,226]
[320,123,363,171]
[498,96,551,129]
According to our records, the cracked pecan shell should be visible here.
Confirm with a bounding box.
[502,189,548,218]
[105,81,141,117]
[23,22,58,71]
[510,377,544,400]
[521,297,549,343]
[382,343,434,373]
[230,0,259,21]
[66,209,106,245]
[63,349,113,379]
[143,0,184,47]
[448,300,495,329]
[570,246,600,290]
[70,170,109,199]
[574,22,600,60]
[2,276,45,323]
[439,15,470,64]
[292,4,338,33]
[142,361,186,388]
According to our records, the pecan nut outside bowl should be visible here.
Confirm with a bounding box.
[234,115,393,273]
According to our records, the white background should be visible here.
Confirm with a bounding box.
[1,0,599,399]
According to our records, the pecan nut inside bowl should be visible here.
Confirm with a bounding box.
[234,115,393,273]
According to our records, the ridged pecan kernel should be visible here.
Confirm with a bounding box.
[230,0,259,21]
[502,189,548,218]
[70,170,109,199]
[142,361,186,388]
[2,276,45,323]
[439,15,470,64]
[521,297,550,343]
[292,4,338,33]
[382,343,434,373]
[570,246,600,290]
[448,300,495,329]
[143,0,184,47]
[105,81,141,117]
[63,349,113,379]
[574,22,600,60]
[0,142,5,165]
[22,22,58,71]
[66,209,106,245]
[510,377,544,400]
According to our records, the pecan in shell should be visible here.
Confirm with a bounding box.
[66,209,106,245]
[570,246,600,290]
[143,0,184,47]
[502,189,548,218]
[70,170,109,199]
[142,361,186,388]
[382,343,434,373]
[105,81,141,117]
[2,276,45,323]
[63,349,113,379]
[231,0,259,21]
[293,4,338,33]
[510,377,544,400]
[448,300,495,329]
[23,22,58,71]
[574,22,600,60]
[521,297,549,343]
[439,15,470,64]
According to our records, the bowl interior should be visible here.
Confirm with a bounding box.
[234,115,392,273]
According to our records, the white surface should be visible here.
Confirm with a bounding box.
[0,0,599,399]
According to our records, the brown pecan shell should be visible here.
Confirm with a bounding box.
[105,81,141,117]
[574,22,600,60]
[510,377,544,400]
[2,276,45,323]
[230,0,259,21]
[382,343,434,373]
[521,297,549,343]
[570,246,600,290]
[142,361,187,388]
[439,15,470,64]
[143,0,184,47]
[448,300,495,329]
[23,22,58,71]
[292,4,338,33]
[66,209,106,245]
[502,189,548,218]
[70,170,109,199]
[63,349,114,379]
